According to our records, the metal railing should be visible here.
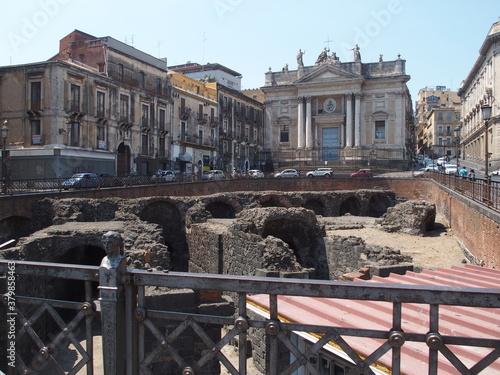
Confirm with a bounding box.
[0,174,202,195]
[1,260,499,374]
[430,172,500,212]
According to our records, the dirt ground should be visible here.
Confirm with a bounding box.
[321,213,467,270]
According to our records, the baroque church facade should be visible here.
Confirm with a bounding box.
[262,46,413,169]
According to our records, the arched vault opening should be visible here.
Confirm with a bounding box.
[302,199,325,216]
[206,201,236,219]
[339,197,361,216]
[139,200,188,272]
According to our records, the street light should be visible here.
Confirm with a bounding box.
[453,125,461,167]
[2,120,9,194]
[481,104,491,177]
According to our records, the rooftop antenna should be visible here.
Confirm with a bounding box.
[125,34,135,47]
[157,40,164,58]
[202,32,207,65]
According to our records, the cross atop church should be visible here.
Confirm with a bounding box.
[324,36,333,51]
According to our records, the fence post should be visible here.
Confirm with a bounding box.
[98,231,127,374]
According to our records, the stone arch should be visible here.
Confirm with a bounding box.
[302,199,325,216]
[258,210,328,279]
[367,193,391,218]
[259,194,293,208]
[17,232,109,322]
[0,216,34,247]
[139,200,188,272]
[205,198,241,219]
[339,196,361,216]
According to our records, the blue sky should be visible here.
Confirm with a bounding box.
[1,0,498,101]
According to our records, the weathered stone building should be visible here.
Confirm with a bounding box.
[0,30,174,179]
[414,87,461,158]
[215,83,265,173]
[167,72,218,175]
[458,17,500,174]
[262,46,413,169]
[169,62,266,173]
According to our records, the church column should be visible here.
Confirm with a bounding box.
[345,93,353,147]
[305,97,313,148]
[354,93,362,147]
[297,97,304,148]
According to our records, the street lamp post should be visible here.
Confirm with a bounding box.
[2,120,9,194]
[481,104,491,177]
[454,125,461,168]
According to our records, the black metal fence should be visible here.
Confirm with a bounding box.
[0,174,201,195]
[1,260,499,374]
[428,172,500,212]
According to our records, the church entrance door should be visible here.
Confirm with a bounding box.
[322,127,339,161]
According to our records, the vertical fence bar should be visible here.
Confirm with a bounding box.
[391,302,402,374]
[238,292,247,375]
[99,266,126,374]
[268,294,278,375]
[137,285,146,364]
[85,280,94,375]
[428,304,440,375]
[125,281,138,375]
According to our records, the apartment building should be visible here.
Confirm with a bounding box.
[458,18,500,174]
[0,30,172,179]
[170,63,265,173]
[167,72,218,176]
[414,87,461,158]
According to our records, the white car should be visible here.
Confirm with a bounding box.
[424,163,439,172]
[207,170,226,181]
[248,170,264,178]
[490,169,500,176]
[274,169,299,178]
[444,164,458,175]
[437,157,447,166]
[306,168,333,178]
[152,170,176,182]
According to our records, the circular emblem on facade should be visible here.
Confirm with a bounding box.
[324,98,337,113]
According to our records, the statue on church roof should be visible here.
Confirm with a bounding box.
[297,49,305,67]
[352,44,361,62]
[315,47,329,65]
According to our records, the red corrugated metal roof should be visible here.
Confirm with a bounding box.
[247,264,500,374]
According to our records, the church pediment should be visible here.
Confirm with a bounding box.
[296,65,362,84]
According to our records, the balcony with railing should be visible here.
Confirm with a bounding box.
[69,100,80,113]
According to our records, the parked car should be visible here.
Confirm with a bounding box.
[350,169,373,178]
[424,163,439,172]
[248,170,265,178]
[152,170,176,182]
[444,164,458,175]
[207,170,226,181]
[62,173,99,189]
[437,157,447,166]
[274,169,299,178]
[490,169,500,176]
[306,167,333,178]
